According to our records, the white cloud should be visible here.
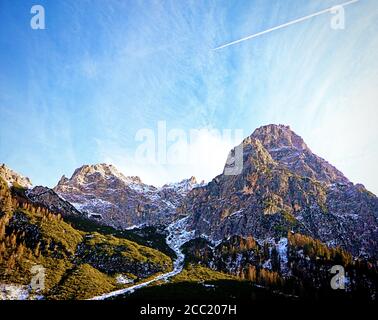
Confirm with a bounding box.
[96,127,244,186]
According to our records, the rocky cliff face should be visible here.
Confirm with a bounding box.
[53,163,201,229]
[0,164,32,188]
[182,125,378,258]
[26,186,85,218]
[251,125,349,184]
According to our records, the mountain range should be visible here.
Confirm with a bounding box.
[53,164,202,229]
[0,124,377,300]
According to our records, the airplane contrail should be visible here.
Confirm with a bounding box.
[213,0,359,50]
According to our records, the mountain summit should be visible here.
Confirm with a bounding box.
[183,124,378,258]
[54,163,199,228]
[250,124,349,184]
[251,124,308,151]
[57,163,143,188]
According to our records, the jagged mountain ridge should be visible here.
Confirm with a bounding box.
[0,164,32,189]
[2,124,377,260]
[53,163,202,229]
[1,124,378,300]
[181,124,378,258]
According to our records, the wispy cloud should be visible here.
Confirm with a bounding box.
[1,0,377,193]
[95,126,243,186]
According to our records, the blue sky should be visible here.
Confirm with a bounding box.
[0,0,377,193]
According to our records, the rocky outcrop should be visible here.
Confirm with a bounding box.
[182,125,378,258]
[0,163,32,188]
[26,186,85,218]
[53,163,202,229]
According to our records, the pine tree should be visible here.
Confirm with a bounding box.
[247,265,256,282]
[0,242,5,256]
[34,242,41,257]
[3,194,13,214]
[6,253,16,271]
[239,238,245,251]
[246,236,256,250]
[0,222,5,240]
[16,243,25,259]
[10,233,17,249]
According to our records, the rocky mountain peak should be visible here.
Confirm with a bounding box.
[182,124,378,258]
[249,124,348,184]
[0,163,32,188]
[251,124,308,152]
[57,175,69,186]
[163,176,198,188]
[161,176,204,197]
[53,164,202,229]
[57,163,143,188]
[188,176,197,184]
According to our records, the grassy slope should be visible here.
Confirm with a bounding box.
[49,264,117,300]
[0,179,173,300]
[63,214,175,258]
[172,264,235,283]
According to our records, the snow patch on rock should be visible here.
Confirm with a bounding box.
[0,284,43,300]
[277,237,290,276]
[116,275,134,285]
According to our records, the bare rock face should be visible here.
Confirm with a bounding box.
[0,163,32,188]
[26,186,85,218]
[251,125,349,184]
[53,163,201,229]
[182,125,378,258]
